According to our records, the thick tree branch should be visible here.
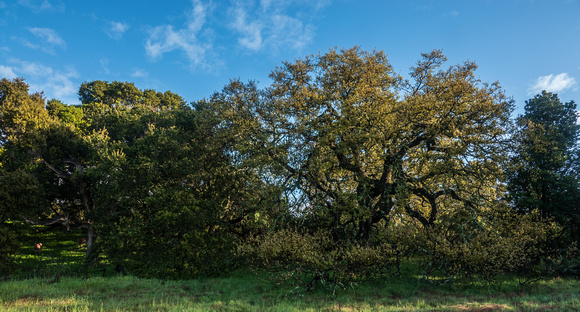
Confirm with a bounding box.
[40,159,72,180]
[329,142,369,178]
[20,214,91,231]
[404,205,431,228]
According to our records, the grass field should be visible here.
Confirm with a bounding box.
[1,273,579,311]
[1,226,579,311]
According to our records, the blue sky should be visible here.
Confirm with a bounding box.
[1,0,579,116]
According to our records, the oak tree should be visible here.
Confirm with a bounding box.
[232,47,513,241]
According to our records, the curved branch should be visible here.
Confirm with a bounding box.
[64,156,85,176]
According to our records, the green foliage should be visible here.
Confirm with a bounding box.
[0,224,18,275]
[226,47,536,284]
[79,80,188,114]
[1,77,252,277]
[0,78,51,151]
[420,206,560,282]
[46,99,86,130]
[222,47,513,241]
[244,223,418,289]
[0,169,45,219]
[0,84,45,274]
[0,78,53,274]
[86,99,271,278]
[509,91,580,248]
[1,51,576,285]
[0,171,44,275]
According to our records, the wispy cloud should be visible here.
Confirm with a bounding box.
[269,14,314,50]
[145,0,215,71]
[17,27,66,54]
[29,27,66,46]
[228,0,319,52]
[1,58,79,104]
[99,58,110,75]
[143,0,328,70]
[130,68,148,78]
[528,73,577,94]
[0,65,17,79]
[106,21,130,40]
[230,6,263,51]
[17,0,64,12]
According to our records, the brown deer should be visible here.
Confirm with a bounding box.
[34,242,43,255]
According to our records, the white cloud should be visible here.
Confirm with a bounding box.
[130,68,148,78]
[23,27,66,54]
[15,37,38,50]
[528,73,577,94]
[260,0,330,10]
[231,6,263,51]
[107,21,129,40]
[29,27,66,46]
[269,14,313,50]
[0,65,17,79]
[228,0,318,52]
[144,0,327,69]
[17,0,64,12]
[99,58,110,75]
[145,0,213,70]
[1,59,79,104]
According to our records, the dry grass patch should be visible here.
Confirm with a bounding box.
[452,303,511,311]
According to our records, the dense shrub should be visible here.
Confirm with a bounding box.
[243,223,419,288]
[419,207,560,281]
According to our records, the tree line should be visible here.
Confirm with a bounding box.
[1,47,579,284]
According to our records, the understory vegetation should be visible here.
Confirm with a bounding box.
[1,47,579,304]
[2,226,580,311]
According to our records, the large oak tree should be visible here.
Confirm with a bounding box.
[218,47,513,242]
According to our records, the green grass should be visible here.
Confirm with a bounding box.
[1,272,579,311]
[11,224,102,280]
[2,225,579,311]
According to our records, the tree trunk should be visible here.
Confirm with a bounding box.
[86,224,96,259]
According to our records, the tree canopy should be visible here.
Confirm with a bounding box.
[0,48,576,281]
[509,91,580,245]
[216,48,513,239]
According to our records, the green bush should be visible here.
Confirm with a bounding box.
[94,190,240,279]
[243,223,419,289]
[419,207,558,281]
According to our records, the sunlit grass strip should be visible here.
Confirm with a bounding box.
[1,275,579,311]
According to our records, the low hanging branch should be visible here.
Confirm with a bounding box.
[20,214,90,231]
